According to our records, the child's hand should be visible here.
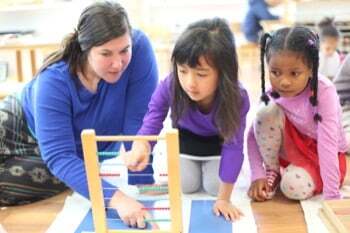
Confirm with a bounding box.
[109,190,159,229]
[248,178,269,202]
[124,140,151,172]
[213,199,244,221]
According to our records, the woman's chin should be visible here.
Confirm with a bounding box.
[105,74,122,83]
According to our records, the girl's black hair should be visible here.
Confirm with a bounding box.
[171,18,242,142]
[260,26,322,122]
[37,1,131,76]
[317,17,340,41]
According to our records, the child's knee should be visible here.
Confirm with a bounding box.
[280,165,315,200]
[253,102,284,163]
[203,178,219,196]
[181,176,201,194]
[255,102,284,126]
[202,160,220,196]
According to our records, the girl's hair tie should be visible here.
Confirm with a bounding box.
[308,39,314,46]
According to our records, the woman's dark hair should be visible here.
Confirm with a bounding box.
[37,1,131,75]
[171,18,242,142]
[260,26,322,122]
[317,17,340,41]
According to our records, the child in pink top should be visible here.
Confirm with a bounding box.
[247,26,348,201]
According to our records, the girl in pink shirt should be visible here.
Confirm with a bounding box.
[247,26,348,202]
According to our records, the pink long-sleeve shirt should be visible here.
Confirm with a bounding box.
[247,75,348,199]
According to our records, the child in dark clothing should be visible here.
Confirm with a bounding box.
[242,0,282,43]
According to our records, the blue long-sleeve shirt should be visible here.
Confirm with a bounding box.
[242,0,279,43]
[21,30,158,202]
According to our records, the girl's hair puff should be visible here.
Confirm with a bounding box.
[317,17,340,41]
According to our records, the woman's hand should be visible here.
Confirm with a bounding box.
[213,199,244,221]
[124,140,151,172]
[248,178,269,202]
[109,190,158,229]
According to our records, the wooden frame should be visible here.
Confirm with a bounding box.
[81,129,182,233]
[319,199,350,233]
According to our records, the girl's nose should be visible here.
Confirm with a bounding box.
[280,78,291,88]
[186,74,196,89]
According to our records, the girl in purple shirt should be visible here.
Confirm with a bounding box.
[124,18,250,221]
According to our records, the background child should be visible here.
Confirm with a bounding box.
[318,17,341,80]
[247,26,347,202]
[334,54,350,152]
[242,0,282,43]
[124,18,250,221]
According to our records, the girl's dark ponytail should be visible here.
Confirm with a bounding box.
[260,33,272,105]
[37,30,82,75]
[307,34,322,122]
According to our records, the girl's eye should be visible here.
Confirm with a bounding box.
[178,69,187,74]
[101,53,112,57]
[291,72,300,77]
[197,73,207,77]
[270,70,280,76]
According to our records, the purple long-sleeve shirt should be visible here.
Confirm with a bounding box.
[138,74,250,183]
[247,75,348,199]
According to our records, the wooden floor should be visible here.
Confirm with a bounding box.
[1,156,349,233]
[0,191,72,233]
[0,191,334,233]
[252,193,308,233]
[0,190,304,233]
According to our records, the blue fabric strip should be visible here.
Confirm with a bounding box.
[189,200,232,233]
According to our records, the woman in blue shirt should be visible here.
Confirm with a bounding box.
[0,1,158,228]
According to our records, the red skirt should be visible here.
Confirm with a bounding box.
[279,117,347,194]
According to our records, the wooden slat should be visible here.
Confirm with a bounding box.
[81,130,108,233]
[321,200,350,233]
[0,43,59,50]
[319,208,339,233]
[165,129,182,233]
[30,49,37,77]
[15,50,23,82]
[96,135,164,142]
[109,230,172,233]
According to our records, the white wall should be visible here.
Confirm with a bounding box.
[0,1,93,41]
[0,0,250,80]
[0,0,248,41]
